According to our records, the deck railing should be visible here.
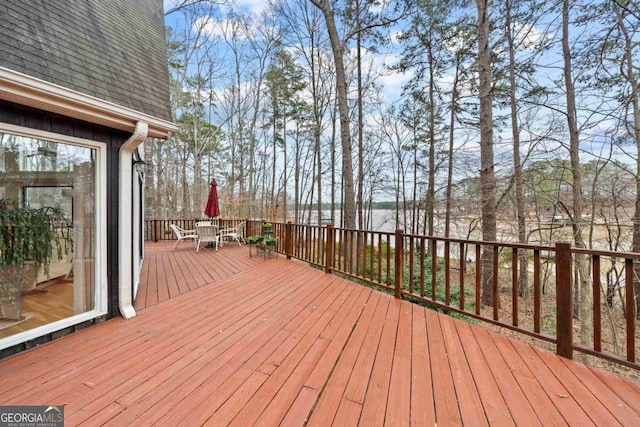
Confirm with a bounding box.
[145,218,248,242]
[145,219,639,371]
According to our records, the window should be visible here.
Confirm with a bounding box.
[0,124,106,349]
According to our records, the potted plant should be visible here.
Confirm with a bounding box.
[263,236,276,246]
[246,235,264,245]
[262,222,273,234]
[246,235,264,258]
[0,198,72,319]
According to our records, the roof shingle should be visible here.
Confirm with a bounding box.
[0,0,172,121]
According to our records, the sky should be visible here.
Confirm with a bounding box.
[164,0,267,15]
[161,0,638,177]
[162,0,412,105]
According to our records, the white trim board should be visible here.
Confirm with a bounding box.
[0,67,178,139]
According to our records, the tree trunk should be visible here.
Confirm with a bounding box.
[283,114,288,222]
[247,81,263,218]
[313,49,323,226]
[194,153,202,215]
[181,155,189,218]
[563,0,591,345]
[412,122,418,235]
[271,104,278,221]
[356,0,364,231]
[427,40,436,238]
[295,127,301,224]
[154,140,164,219]
[310,0,357,230]
[505,0,529,297]
[330,100,337,224]
[477,0,498,306]
[395,153,401,230]
[615,3,640,319]
[445,54,460,238]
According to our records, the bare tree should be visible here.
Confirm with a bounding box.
[164,0,228,16]
[245,11,281,218]
[308,0,357,229]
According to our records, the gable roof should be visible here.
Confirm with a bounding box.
[0,0,172,122]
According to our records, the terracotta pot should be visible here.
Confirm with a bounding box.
[19,263,39,293]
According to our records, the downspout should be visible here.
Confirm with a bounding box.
[119,121,148,318]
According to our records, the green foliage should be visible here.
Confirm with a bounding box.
[0,198,72,274]
[498,247,534,265]
[247,234,276,246]
[402,255,474,314]
[359,242,475,319]
[541,307,557,336]
[246,235,263,245]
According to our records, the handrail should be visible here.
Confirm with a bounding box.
[145,218,640,371]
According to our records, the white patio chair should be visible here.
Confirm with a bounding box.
[218,221,246,246]
[169,224,197,251]
[196,224,220,252]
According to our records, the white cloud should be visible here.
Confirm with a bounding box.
[192,15,219,38]
[513,22,552,51]
[227,0,268,16]
[164,0,267,20]
[442,35,469,54]
[378,68,412,104]
[192,15,251,41]
[163,0,173,12]
[345,48,412,103]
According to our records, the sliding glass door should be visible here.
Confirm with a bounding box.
[0,124,106,348]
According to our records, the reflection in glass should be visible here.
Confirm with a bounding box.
[0,132,96,338]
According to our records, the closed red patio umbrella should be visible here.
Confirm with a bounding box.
[205,179,220,218]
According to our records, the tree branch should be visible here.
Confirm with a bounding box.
[165,0,226,16]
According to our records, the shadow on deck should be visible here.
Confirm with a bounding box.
[0,242,639,426]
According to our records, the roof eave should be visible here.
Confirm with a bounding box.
[0,67,178,139]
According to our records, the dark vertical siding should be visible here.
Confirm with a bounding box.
[107,141,121,318]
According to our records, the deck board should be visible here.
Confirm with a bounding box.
[0,242,639,426]
[532,346,623,426]
[100,269,322,426]
[426,309,463,426]
[359,298,400,426]
[409,305,436,427]
[454,322,517,426]
[440,312,489,427]
[342,293,389,404]
[384,301,412,426]
[472,319,566,426]
[306,292,383,426]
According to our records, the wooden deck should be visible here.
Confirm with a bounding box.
[1,242,640,426]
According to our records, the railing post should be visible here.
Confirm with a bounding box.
[153,219,159,242]
[286,221,292,259]
[394,228,404,299]
[325,224,334,274]
[556,241,573,359]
